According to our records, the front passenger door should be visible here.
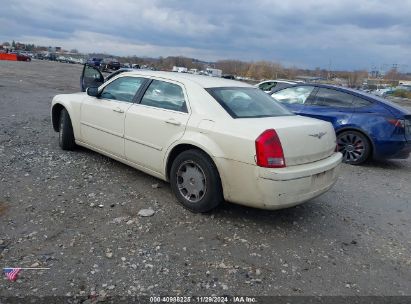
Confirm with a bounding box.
[125,79,190,173]
[80,76,147,157]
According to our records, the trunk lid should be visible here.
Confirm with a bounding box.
[241,115,336,166]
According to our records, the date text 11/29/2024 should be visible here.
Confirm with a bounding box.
[150,296,257,303]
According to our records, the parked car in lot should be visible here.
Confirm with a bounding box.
[100,58,121,72]
[51,66,342,212]
[86,57,103,68]
[256,80,296,93]
[271,84,411,164]
[221,74,235,80]
[16,53,31,62]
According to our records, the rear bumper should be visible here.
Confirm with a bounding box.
[217,152,342,210]
[374,139,411,160]
[389,141,411,159]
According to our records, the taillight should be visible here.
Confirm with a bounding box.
[387,118,405,128]
[255,129,286,168]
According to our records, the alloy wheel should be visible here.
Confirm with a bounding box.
[176,160,207,203]
[337,133,365,163]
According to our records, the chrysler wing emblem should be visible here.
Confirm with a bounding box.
[309,132,327,139]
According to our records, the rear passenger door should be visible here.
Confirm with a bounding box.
[124,79,190,174]
[300,88,354,128]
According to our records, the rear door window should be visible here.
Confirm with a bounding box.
[140,80,187,112]
[352,96,372,108]
[313,88,354,108]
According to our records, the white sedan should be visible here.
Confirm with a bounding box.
[51,67,342,212]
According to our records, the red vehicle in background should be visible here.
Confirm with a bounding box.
[0,51,31,62]
[16,53,31,61]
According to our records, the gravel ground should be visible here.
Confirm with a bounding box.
[0,60,410,298]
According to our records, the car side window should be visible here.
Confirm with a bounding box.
[271,86,315,105]
[259,82,276,91]
[141,80,187,112]
[352,96,372,108]
[100,77,145,102]
[313,88,353,107]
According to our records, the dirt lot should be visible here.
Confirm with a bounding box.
[1,60,410,298]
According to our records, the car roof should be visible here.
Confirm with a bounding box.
[271,83,410,114]
[257,79,296,85]
[271,83,372,95]
[120,70,253,88]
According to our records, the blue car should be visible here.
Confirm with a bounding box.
[271,84,411,164]
[86,57,103,68]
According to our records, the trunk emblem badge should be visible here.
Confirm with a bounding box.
[309,132,327,139]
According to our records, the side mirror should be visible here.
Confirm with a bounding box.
[86,87,100,97]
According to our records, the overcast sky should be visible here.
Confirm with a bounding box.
[1,0,410,71]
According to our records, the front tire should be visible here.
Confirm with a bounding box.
[337,130,371,165]
[170,149,223,213]
[58,108,75,150]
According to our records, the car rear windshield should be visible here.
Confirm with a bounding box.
[207,87,293,118]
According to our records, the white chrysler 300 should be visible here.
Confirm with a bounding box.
[51,69,342,212]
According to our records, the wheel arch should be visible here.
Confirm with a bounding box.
[335,126,375,156]
[51,103,66,132]
[164,143,223,184]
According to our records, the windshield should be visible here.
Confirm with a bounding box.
[207,87,293,118]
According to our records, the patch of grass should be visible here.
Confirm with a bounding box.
[392,89,411,99]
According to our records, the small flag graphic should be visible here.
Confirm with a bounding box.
[3,268,21,281]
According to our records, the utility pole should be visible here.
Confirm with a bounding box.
[327,58,332,81]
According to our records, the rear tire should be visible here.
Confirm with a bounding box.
[337,130,371,165]
[170,149,223,213]
[59,108,75,150]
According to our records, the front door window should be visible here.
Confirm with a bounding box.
[100,77,145,103]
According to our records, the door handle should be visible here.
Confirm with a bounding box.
[165,118,181,126]
[113,107,124,113]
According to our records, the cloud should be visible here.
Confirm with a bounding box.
[1,0,410,70]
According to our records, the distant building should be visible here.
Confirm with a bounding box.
[35,46,48,52]
[15,42,26,50]
[366,78,396,89]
